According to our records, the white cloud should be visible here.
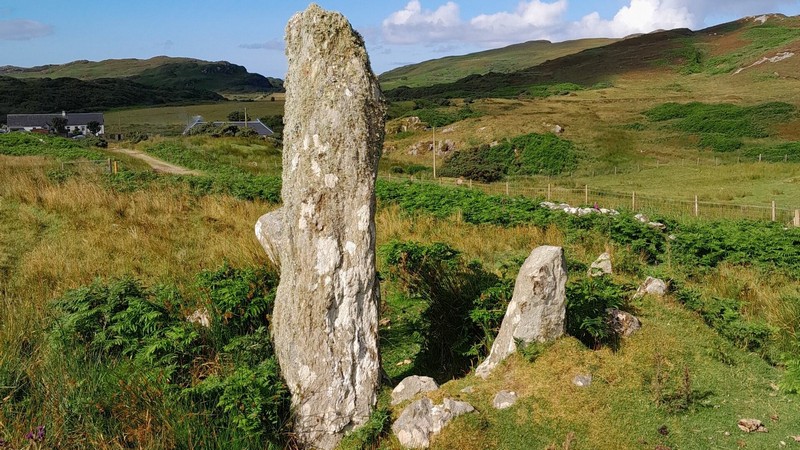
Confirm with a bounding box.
[381,0,800,49]
[382,0,464,44]
[0,19,52,40]
[571,0,695,38]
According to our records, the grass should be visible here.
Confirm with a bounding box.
[104,99,285,136]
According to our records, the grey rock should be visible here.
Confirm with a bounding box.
[254,208,283,268]
[492,391,518,409]
[607,308,641,337]
[262,5,386,449]
[573,374,593,387]
[588,252,612,277]
[392,398,475,449]
[476,246,567,379]
[460,385,475,394]
[391,375,439,406]
[634,276,668,298]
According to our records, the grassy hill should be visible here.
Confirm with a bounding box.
[0,56,284,94]
[379,38,617,90]
[385,15,800,100]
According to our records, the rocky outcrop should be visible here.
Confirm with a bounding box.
[588,252,612,277]
[572,374,593,387]
[259,4,386,449]
[607,308,641,337]
[634,276,667,298]
[475,246,567,379]
[391,376,439,406]
[492,391,518,409]
[392,398,475,449]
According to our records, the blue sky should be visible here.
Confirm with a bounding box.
[1,1,799,77]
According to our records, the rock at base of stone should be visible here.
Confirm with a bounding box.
[492,391,518,409]
[475,246,567,379]
[392,398,475,449]
[607,308,642,337]
[391,375,439,406]
[588,252,612,277]
[255,208,283,268]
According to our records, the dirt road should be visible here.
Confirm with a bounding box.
[109,148,201,176]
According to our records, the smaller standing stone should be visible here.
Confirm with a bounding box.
[588,252,613,277]
[392,398,475,449]
[572,374,593,387]
[607,308,642,337]
[475,246,567,379]
[493,391,518,410]
[391,375,439,406]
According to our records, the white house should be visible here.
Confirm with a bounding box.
[7,111,105,135]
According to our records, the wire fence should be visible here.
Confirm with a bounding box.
[60,158,120,174]
[380,175,800,226]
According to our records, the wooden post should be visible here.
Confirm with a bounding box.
[584,185,588,204]
[469,179,472,189]
[547,183,551,201]
[785,154,788,162]
[794,209,800,227]
[694,195,699,217]
[505,182,509,196]
[107,157,112,173]
[759,153,762,162]
[614,166,617,175]
[113,161,118,174]
[771,201,776,222]
[632,191,636,210]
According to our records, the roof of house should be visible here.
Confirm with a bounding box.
[7,112,105,129]
[183,116,274,136]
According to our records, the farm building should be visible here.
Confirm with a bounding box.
[183,116,274,137]
[7,111,105,135]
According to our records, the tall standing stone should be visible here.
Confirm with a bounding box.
[260,4,385,449]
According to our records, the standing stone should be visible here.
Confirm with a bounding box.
[261,4,386,449]
[633,276,668,298]
[475,246,567,379]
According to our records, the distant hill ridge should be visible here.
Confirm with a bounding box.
[384,14,800,100]
[0,56,284,94]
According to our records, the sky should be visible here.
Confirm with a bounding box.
[2,0,800,78]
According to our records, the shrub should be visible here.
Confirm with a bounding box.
[565,276,629,349]
[440,132,578,181]
[50,264,290,446]
[381,241,504,378]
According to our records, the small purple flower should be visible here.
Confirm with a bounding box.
[25,425,45,442]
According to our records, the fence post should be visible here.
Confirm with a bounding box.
[795,209,800,227]
[547,183,551,201]
[759,154,763,162]
[469,179,472,189]
[632,191,636,210]
[113,161,118,174]
[584,185,588,205]
[505,182,509,196]
[694,195,699,217]
[107,158,112,173]
[772,201,776,222]
[614,166,617,175]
